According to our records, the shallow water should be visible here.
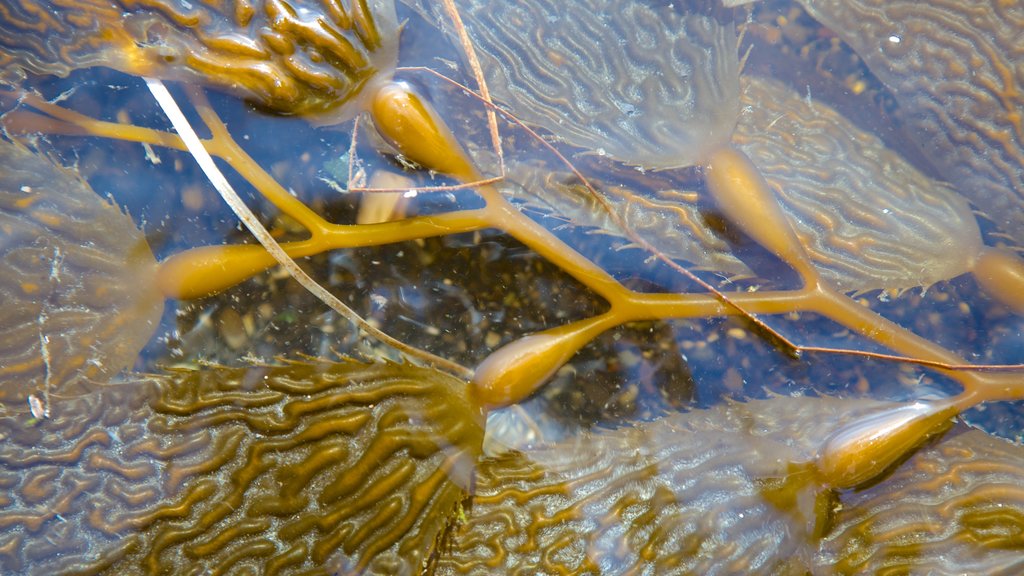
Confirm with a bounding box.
[1,0,1023,573]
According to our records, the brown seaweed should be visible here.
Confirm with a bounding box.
[0,0,401,121]
[0,0,480,197]
[409,0,741,168]
[3,359,1023,574]
[6,0,1017,465]
[506,74,990,294]
[820,426,1024,574]
[391,0,1024,414]
[733,75,987,293]
[0,360,483,574]
[2,0,1024,573]
[443,397,1024,575]
[0,138,163,409]
[790,0,1024,244]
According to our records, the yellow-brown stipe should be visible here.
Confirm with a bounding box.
[81,81,1019,417]
[0,138,163,409]
[2,360,1023,575]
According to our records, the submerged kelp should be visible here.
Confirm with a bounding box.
[507,74,986,294]
[731,76,986,293]
[0,0,401,120]
[408,0,740,168]
[445,398,1024,575]
[820,426,1024,574]
[2,0,1024,574]
[0,360,483,574]
[397,0,1024,415]
[790,0,1024,244]
[2,358,1023,574]
[0,138,162,409]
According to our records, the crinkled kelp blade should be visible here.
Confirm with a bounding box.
[0,359,483,574]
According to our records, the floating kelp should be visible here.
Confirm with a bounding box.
[773,0,1024,244]
[20,0,1014,420]
[505,74,988,294]
[0,138,162,410]
[820,426,1024,574]
[733,75,990,295]
[0,0,401,120]
[409,0,740,168]
[442,396,1024,575]
[2,359,1023,575]
[3,0,1024,573]
[387,0,1024,416]
[0,0,480,199]
[0,360,483,574]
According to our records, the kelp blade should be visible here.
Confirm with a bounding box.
[820,426,1024,574]
[408,0,740,168]
[795,0,1024,243]
[3,361,1024,573]
[505,74,981,293]
[440,396,1024,575]
[0,138,162,409]
[732,75,982,292]
[0,360,483,574]
[0,0,400,120]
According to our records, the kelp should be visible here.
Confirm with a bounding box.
[505,74,989,294]
[1,360,1023,574]
[0,138,162,409]
[0,0,401,120]
[1,0,1024,573]
[444,397,1024,575]
[406,0,740,168]
[0,360,483,574]
[790,0,1024,244]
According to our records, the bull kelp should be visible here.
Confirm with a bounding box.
[1,0,1023,574]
